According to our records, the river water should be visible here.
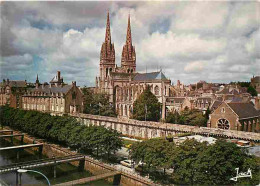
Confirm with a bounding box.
[0,138,111,185]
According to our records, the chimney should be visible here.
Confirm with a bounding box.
[7,79,9,84]
[57,71,61,80]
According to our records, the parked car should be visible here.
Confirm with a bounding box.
[120,159,134,168]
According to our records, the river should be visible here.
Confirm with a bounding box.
[0,138,112,185]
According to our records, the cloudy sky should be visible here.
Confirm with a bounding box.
[0,1,259,86]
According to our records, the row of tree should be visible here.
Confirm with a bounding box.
[165,108,209,127]
[0,106,122,159]
[130,138,260,185]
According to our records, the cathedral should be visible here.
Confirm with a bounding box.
[96,12,171,119]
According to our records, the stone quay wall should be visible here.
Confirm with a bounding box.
[70,113,260,142]
[1,127,154,186]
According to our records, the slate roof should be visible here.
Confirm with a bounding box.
[28,85,73,95]
[229,97,243,103]
[133,71,167,81]
[227,102,260,119]
[0,81,27,88]
[167,97,185,103]
[217,88,230,94]
[210,100,222,110]
[111,72,132,79]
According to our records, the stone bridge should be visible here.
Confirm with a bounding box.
[69,113,260,142]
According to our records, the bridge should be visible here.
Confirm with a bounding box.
[0,134,24,144]
[0,154,85,174]
[0,143,43,160]
[0,143,43,151]
[54,171,121,186]
[0,134,24,139]
[0,130,13,134]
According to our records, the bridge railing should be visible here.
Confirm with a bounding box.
[0,154,84,172]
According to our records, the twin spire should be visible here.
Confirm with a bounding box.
[105,11,132,46]
[101,11,136,73]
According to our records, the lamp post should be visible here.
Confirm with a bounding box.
[145,104,147,121]
[17,169,51,186]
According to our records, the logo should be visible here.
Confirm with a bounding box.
[230,168,252,181]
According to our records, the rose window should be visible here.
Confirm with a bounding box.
[217,119,230,129]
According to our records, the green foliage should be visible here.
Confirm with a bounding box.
[247,85,258,96]
[166,109,207,127]
[129,137,259,185]
[0,105,122,158]
[132,88,161,121]
[130,138,174,170]
[82,87,116,117]
[230,81,250,88]
[165,111,179,124]
[172,139,208,185]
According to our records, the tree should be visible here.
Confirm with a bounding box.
[166,109,207,127]
[247,85,257,96]
[230,81,250,88]
[172,139,208,185]
[192,140,250,185]
[82,87,116,117]
[132,87,161,121]
[130,138,175,172]
[101,128,123,159]
[0,106,123,158]
[237,156,260,185]
[165,111,180,124]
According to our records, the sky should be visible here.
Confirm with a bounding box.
[0,1,259,86]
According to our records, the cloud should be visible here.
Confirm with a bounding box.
[0,1,259,86]
[184,61,206,73]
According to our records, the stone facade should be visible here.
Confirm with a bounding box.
[166,97,212,114]
[208,102,260,132]
[251,76,260,95]
[22,71,83,114]
[96,12,171,119]
[0,79,27,108]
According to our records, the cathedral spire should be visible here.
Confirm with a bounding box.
[105,11,111,44]
[36,74,39,84]
[121,14,136,73]
[126,14,132,46]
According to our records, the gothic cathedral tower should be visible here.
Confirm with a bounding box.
[121,15,136,73]
[100,11,115,81]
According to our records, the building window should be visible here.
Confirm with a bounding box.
[154,86,159,95]
[221,107,225,113]
[72,91,76,100]
[217,118,230,130]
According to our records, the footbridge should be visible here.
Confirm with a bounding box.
[0,143,43,152]
[54,171,121,186]
[0,154,85,174]
[0,134,24,144]
[0,130,13,134]
[0,134,24,139]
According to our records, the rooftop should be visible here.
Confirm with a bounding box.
[227,102,260,119]
[133,71,168,81]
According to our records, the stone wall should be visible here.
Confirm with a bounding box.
[2,127,153,186]
[70,113,260,142]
